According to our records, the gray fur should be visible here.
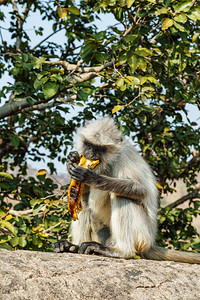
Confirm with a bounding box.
[54,117,200,263]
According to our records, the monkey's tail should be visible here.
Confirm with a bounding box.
[143,245,200,264]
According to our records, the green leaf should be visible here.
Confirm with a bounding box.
[0,172,13,180]
[18,236,27,248]
[120,125,131,136]
[118,53,127,64]
[0,235,11,244]
[34,76,49,89]
[124,76,140,85]
[32,234,41,245]
[67,6,80,15]
[137,58,147,71]
[30,199,38,208]
[190,7,200,20]
[146,74,160,85]
[33,203,44,215]
[187,12,197,21]
[43,82,59,99]
[174,13,187,23]
[94,31,106,41]
[192,33,200,42]
[123,34,138,43]
[50,74,63,83]
[174,1,193,13]
[127,55,138,73]
[11,137,20,147]
[26,97,34,106]
[77,90,88,102]
[11,67,19,76]
[155,7,169,15]
[134,48,152,57]
[34,78,43,89]
[11,236,19,247]
[174,21,185,32]
[22,53,29,62]
[161,18,174,30]
[0,182,10,190]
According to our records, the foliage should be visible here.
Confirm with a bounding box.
[0,0,200,252]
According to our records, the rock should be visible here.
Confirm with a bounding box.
[0,249,200,300]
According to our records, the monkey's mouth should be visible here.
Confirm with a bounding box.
[83,154,101,162]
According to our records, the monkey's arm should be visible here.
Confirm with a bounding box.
[68,162,147,201]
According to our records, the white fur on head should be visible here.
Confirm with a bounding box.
[77,117,123,151]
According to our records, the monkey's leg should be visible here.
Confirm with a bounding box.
[110,195,155,257]
[52,239,79,253]
[70,206,92,245]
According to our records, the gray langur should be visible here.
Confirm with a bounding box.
[52,117,200,264]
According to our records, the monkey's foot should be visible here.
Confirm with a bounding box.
[78,241,112,256]
[52,239,79,253]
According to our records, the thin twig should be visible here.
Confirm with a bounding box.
[42,221,62,233]
[32,27,65,51]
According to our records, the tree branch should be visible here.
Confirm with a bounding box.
[164,188,200,210]
[0,60,114,119]
[0,91,61,120]
[11,0,31,50]
[21,95,77,113]
[43,60,114,73]
[0,97,42,119]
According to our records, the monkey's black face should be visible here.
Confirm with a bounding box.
[82,140,107,162]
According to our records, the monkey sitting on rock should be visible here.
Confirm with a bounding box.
[52,117,200,264]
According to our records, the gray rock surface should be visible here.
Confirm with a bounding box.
[0,249,200,300]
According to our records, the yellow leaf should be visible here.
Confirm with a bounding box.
[32,224,42,231]
[5,214,13,221]
[116,78,124,88]
[57,6,67,19]
[0,220,14,233]
[37,169,47,176]
[127,0,135,8]
[161,18,174,30]
[112,105,125,114]
[38,232,49,237]
[156,182,163,190]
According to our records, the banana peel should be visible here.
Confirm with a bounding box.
[67,155,99,221]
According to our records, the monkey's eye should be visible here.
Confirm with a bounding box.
[96,133,100,138]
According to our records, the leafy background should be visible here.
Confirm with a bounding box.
[0,0,200,253]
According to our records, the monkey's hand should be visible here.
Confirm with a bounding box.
[67,151,80,173]
[52,239,79,253]
[68,162,99,184]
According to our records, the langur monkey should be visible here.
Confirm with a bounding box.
[53,117,200,264]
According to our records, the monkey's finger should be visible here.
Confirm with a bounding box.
[68,164,84,180]
[67,151,79,163]
[68,163,81,173]
[52,240,79,253]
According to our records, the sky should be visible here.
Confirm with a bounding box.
[0,3,199,174]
